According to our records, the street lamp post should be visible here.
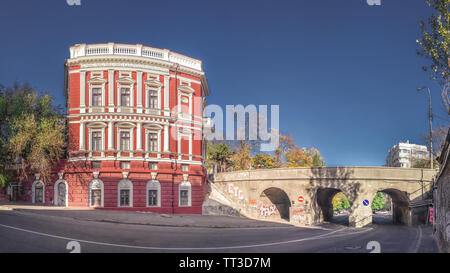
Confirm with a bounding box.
[417,86,433,169]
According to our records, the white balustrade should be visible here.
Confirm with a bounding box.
[70,43,202,71]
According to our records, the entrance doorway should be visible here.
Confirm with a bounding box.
[56,182,67,206]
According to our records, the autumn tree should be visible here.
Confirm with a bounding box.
[417,0,450,113]
[273,133,325,168]
[332,192,350,211]
[230,140,253,171]
[252,153,276,169]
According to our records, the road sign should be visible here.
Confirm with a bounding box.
[298,196,304,202]
[363,200,370,206]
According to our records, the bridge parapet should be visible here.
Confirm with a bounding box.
[210,167,438,228]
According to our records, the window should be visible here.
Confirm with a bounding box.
[120,131,130,151]
[91,161,101,169]
[118,179,133,207]
[179,181,191,207]
[120,161,130,169]
[91,131,102,151]
[92,87,102,106]
[180,189,189,206]
[148,132,158,152]
[146,180,160,207]
[148,89,158,109]
[149,163,158,170]
[181,164,189,172]
[120,87,130,106]
[89,179,103,207]
[120,189,130,206]
[148,190,158,206]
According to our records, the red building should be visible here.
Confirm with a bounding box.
[19,43,210,214]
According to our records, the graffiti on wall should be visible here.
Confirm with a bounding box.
[259,205,278,217]
[227,183,244,200]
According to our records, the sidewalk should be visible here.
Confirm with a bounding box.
[0,201,295,229]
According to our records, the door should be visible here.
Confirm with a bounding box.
[35,184,43,203]
[57,182,66,206]
[92,189,101,207]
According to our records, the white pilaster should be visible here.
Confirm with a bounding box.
[137,122,142,151]
[108,70,114,112]
[79,122,85,150]
[164,75,169,116]
[108,121,114,150]
[137,71,143,113]
[80,71,86,113]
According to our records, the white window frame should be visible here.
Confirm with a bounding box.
[87,122,107,155]
[54,179,69,207]
[178,180,191,207]
[144,124,162,158]
[89,178,104,207]
[116,75,135,111]
[117,179,133,207]
[87,74,107,112]
[144,78,162,115]
[31,179,45,204]
[146,180,161,207]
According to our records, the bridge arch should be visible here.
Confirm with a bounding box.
[260,187,291,221]
[316,187,353,224]
[372,188,410,225]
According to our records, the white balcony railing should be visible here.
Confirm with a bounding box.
[70,43,202,71]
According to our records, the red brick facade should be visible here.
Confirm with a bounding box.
[19,43,210,214]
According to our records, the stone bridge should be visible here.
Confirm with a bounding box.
[210,167,437,227]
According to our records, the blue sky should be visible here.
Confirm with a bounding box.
[0,0,448,166]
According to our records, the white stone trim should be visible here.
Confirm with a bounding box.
[54,176,69,207]
[117,178,133,207]
[146,179,161,207]
[89,177,104,207]
[87,75,107,112]
[31,178,45,204]
[178,180,192,207]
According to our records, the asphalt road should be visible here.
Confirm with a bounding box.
[0,210,439,253]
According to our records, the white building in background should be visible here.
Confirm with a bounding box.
[386,141,429,168]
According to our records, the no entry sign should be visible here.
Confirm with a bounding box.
[298,196,304,202]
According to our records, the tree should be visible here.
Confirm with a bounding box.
[422,125,450,157]
[332,192,350,211]
[412,157,440,168]
[0,83,66,185]
[230,141,253,171]
[206,142,234,173]
[252,153,276,169]
[372,192,386,211]
[273,133,326,168]
[417,0,449,86]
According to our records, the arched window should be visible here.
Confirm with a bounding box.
[54,174,68,207]
[89,179,104,207]
[118,179,133,207]
[179,180,191,207]
[32,179,45,204]
[146,180,161,207]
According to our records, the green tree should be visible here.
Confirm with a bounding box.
[0,83,65,185]
[372,192,386,211]
[332,192,350,211]
[206,142,234,173]
[417,0,450,85]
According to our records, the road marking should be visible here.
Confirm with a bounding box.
[412,225,423,253]
[0,223,372,251]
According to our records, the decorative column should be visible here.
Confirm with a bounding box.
[136,122,143,151]
[137,71,143,113]
[108,70,115,112]
[108,121,114,151]
[79,122,86,150]
[164,75,170,116]
[80,71,86,113]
